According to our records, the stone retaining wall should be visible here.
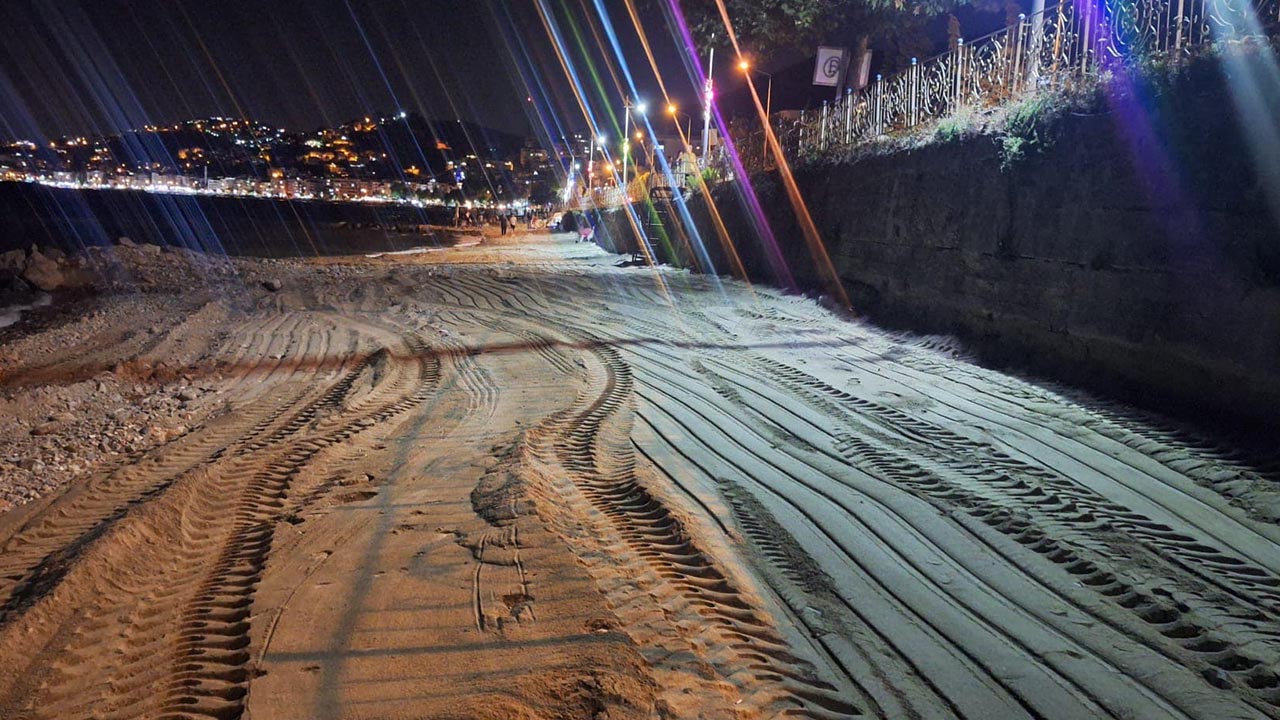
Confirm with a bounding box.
[595,54,1280,430]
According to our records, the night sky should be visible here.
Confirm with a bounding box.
[0,0,1001,145]
[0,0,546,140]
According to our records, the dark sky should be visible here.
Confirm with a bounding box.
[0,0,753,146]
[0,0,990,146]
[0,0,547,141]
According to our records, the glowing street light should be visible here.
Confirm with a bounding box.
[739,57,774,167]
[666,103,693,141]
[588,132,608,191]
[622,97,646,189]
[701,35,716,167]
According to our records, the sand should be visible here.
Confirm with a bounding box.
[0,231,1277,719]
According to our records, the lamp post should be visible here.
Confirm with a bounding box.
[702,39,714,168]
[588,133,606,190]
[739,59,773,167]
[565,137,578,202]
[634,130,647,175]
[666,103,693,141]
[622,99,646,191]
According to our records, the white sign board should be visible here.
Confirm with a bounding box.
[853,50,873,91]
[813,46,847,87]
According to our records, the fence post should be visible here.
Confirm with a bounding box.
[797,109,805,157]
[874,74,884,136]
[1173,0,1186,49]
[909,57,919,127]
[1012,14,1027,94]
[955,39,965,108]
[844,87,853,144]
[1076,0,1089,74]
[820,101,828,151]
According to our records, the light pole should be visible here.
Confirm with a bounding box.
[666,103,693,141]
[702,38,714,168]
[739,59,773,168]
[634,130,647,175]
[622,99,646,191]
[588,133,606,191]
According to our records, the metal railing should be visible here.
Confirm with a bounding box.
[566,173,653,211]
[781,0,1279,160]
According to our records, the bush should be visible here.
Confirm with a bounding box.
[997,92,1061,170]
[933,106,983,143]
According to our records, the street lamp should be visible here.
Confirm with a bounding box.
[739,59,773,167]
[597,134,610,187]
[622,98,646,190]
[634,130,648,172]
[588,133,607,191]
[666,103,693,141]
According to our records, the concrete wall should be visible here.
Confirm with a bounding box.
[596,55,1280,429]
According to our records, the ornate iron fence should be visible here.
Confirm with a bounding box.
[783,0,1279,160]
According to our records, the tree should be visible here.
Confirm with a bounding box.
[684,0,990,67]
[684,0,843,59]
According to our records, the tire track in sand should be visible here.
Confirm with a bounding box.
[521,328,864,719]
[0,327,440,720]
[0,313,332,621]
[583,309,1228,718]
[689,346,1276,717]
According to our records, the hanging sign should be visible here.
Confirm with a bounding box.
[813,46,847,87]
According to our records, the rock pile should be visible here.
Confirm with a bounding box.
[0,371,216,512]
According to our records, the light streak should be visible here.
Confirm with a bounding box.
[708,0,851,309]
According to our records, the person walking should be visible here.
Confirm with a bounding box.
[499,214,509,236]
[676,144,699,192]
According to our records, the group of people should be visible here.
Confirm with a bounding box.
[452,207,533,235]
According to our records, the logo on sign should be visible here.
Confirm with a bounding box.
[823,55,842,79]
